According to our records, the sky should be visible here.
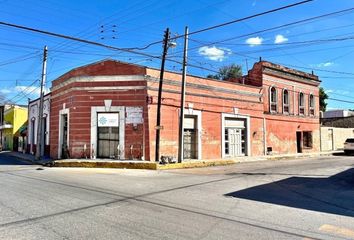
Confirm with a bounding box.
[0,0,354,109]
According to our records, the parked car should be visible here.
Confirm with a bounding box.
[344,138,354,155]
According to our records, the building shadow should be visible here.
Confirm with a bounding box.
[0,152,32,165]
[225,168,354,217]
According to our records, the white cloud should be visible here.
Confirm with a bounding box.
[274,34,288,44]
[325,89,349,95]
[198,46,232,61]
[252,0,257,7]
[316,62,334,68]
[0,89,11,94]
[15,86,43,95]
[245,37,263,46]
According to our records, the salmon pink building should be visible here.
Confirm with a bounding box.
[49,59,320,161]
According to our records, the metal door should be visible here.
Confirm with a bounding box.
[183,129,196,159]
[61,114,69,158]
[229,128,243,156]
[296,131,302,153]
[97,127,119,158]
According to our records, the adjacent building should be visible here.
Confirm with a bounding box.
[47,59,320,161]
[0,105,28,151]
[27,93,51,157]
[322,109,354,119]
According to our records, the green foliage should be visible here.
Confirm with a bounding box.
[319,87,328,112]
[207,64,242,80]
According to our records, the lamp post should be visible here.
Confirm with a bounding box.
[155,28,176,163]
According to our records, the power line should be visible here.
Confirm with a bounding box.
[328,97,354,104]
[191,35,354,47]
[170,7,354,57]
[178,0,313,38]
[127,0,314,50]
[0,52,41,67]
[0,0,313,75]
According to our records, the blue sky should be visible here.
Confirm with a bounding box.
[0,0,354,109]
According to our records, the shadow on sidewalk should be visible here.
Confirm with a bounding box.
[225,168,354,217]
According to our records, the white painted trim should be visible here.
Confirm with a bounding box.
[91,106,125,159]
[58,108,70,158]
[51,75,146,91]
[221,113,251,158]
[183,109,202,160]
[51,86,146,99]
[263,75,318,91]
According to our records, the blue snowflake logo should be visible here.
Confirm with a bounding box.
[99,116,107,125]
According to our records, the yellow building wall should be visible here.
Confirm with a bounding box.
[3,106,28,151]
[13,107,28,135]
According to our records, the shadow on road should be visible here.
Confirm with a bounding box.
[0,152,33,165]
[225,168,354,217]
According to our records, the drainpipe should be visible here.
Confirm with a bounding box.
[293,85,296,115]
[263,117,267,155]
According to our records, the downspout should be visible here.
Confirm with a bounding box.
[263,117,267,155]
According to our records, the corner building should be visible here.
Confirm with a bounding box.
[49,60,320,161]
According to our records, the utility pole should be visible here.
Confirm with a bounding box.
[35,46,47,161]
[177,26,189,163]
[155,28,170,162]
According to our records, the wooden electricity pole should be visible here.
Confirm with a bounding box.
[155,28,170,162]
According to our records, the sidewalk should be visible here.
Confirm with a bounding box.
[52,150,342,170]
[7,150,342,170]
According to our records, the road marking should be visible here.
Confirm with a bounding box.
[319,224,354,239]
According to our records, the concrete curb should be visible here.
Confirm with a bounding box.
[266,152,338,161]
[53,159,237,170]
[51,151,341,170]
[53,160,158,170]
[157,159,237,170]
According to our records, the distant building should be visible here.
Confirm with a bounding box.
[47,59,321,161]
[27,93,51,157]
[323,109,354,119]
[0,105,28,151]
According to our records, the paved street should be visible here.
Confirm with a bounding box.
[0,152,354,240]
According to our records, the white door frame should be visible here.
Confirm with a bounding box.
[58,108,70,158]
[221,113,251,158]
[183,109,202,160]
[91,106,125,159]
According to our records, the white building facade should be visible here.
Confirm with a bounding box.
[27,93,51,157]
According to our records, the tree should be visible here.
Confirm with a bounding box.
[319,87,328,112]
[207,64,242,80]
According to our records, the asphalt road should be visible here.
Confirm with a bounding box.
[0,152,354,240]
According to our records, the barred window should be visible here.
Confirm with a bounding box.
[270,87,277,113]
[299,92,305,115]
[283,89,289,114]
[309,94,315,116]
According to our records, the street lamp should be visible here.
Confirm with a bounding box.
[155,28,176,163]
